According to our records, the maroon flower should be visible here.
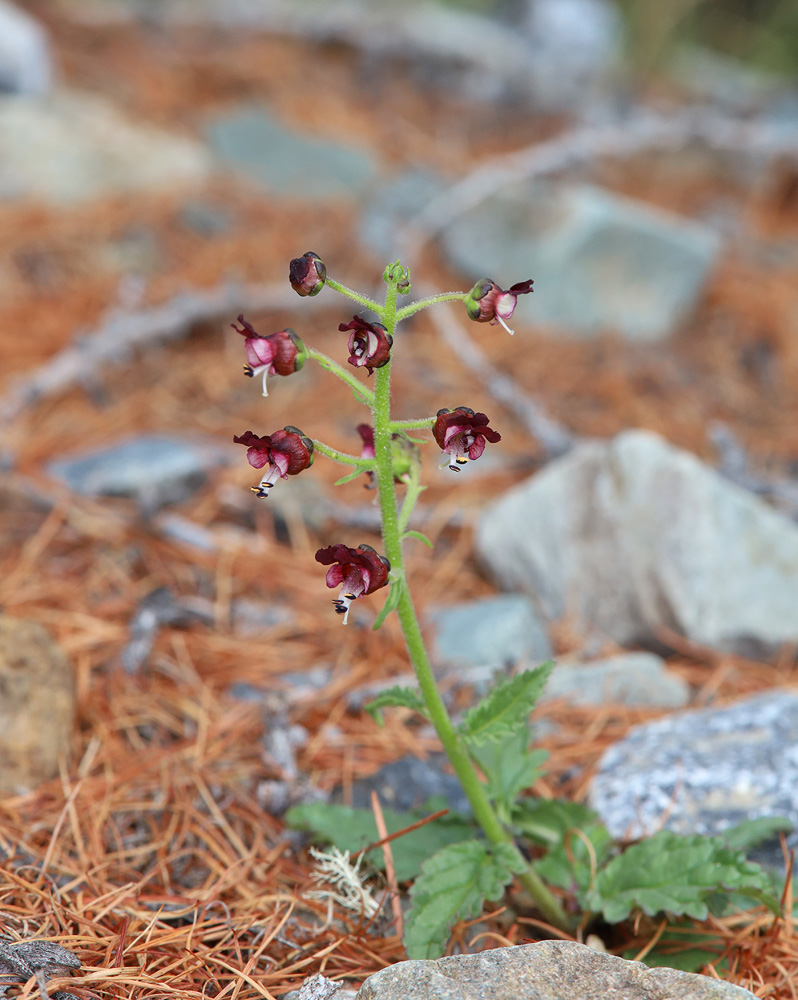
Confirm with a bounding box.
[357,423,377,489]
[233,426,314,498]
[232,315,308,396]
[432,406,501,472]
[315,543,391,625]
[289,251,326,297]
[464,278,533,336]
[339,316,393,375]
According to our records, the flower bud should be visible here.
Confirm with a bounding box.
[289,251,326,297]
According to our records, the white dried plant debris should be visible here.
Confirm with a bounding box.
[306,846,380,919]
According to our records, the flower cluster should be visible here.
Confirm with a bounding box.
[231,253,528,621]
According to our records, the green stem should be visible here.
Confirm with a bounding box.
[396,291,467,323]
[308,348,374,405]
[390,416,436,432]
[326,277,383,313]
[372,277,571,934]
[311,439,371,467]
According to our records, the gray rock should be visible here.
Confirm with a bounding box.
[0,90,210,204]
[590,689,798,869]
[204,106,377,200]
[442,183,720,341]
[544,652,690,708]
[521,0,621,109]
[355,940,755,999]
[0,2,51,96]
[476,429,798,656]
[47,434,231,510]
[0,615,75,794]
[347,755,472,815]
[428,595,552,681]
[360,168,444,259]
[178,200,234,236]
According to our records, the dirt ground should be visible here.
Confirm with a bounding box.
[2,4,798,997]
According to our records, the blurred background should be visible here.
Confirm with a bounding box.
[1,0,798,988]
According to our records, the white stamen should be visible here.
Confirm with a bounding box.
[496,313,515,336]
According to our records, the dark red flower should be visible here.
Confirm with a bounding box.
[339,315,393,375]
[432,407,501,472]
[289,251,326,297]
[232,315,308,396]
[464,278,533,336]
[233,426,314,498]
[315,543,391,624]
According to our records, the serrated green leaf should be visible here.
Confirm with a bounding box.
[334,467,368,486]
[402,529,433,548]
[469,728,548,821]
[286,802,473,883]
[372,577,404,631]
[718,816,793,852]
[585,830,773,924]
[514,799,601,846]
[462,662,555,747]
[404,840,523,959]
[365,685,428,724]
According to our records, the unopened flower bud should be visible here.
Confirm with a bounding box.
[289,251,327,297]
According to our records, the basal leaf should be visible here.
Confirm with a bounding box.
[718,816,793,852]
[404,840,523,959]
[286,802,472,883]
[365,685,429,724]
[585,830,772,924]
[534,818,613,897]
[462,661,555,747]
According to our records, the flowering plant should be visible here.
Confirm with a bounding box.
[228,256,778,963]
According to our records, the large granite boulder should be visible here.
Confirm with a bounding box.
[476,430,798,656]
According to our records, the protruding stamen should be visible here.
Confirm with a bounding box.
[496,314,515,336]
[261,369,269,396]
[243,364,255,377]
[333,592,356,625]
[250,485,272,499]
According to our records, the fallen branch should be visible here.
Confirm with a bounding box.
[0,281,331,426]
[397,107,798,264]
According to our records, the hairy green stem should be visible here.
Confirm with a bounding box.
[311,439,371,467]
[396,291,467,323]
[308,348,374,405]
[390,416,437,432]
[326,277,383,313]
[372,276,570,933]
